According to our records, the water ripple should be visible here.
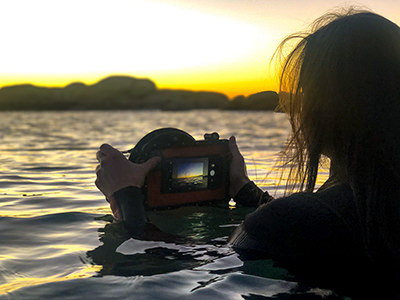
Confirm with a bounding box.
[0,111,335,299]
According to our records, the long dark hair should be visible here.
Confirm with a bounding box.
[277,8,400,262]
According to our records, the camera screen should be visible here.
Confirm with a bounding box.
[171,157,209,190]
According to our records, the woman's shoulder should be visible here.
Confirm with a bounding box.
[242,181,358,256]
[249,180,354,224]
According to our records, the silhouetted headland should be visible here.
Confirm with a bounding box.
[0,75,278,111]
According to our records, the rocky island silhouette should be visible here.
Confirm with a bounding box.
[0,75,278,111]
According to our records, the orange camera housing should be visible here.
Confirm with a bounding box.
[146,140,230,208]
[128,128,230,209]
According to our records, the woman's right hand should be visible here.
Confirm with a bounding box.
[95,144,160,199]
[95,144,160,220]
[228,136,250,197]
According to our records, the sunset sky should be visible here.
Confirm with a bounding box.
[1,0,400,98]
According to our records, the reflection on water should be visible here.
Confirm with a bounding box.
[0,111,334,299]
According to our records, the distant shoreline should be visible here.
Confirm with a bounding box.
[0,75,279,111]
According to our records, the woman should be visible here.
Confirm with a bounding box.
[95,8,400,296]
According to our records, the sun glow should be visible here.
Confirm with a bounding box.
[1,0,258,73]
[0,0,276,96]
[1,0,399,97]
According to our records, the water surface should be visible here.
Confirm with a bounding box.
[0,110,335,299]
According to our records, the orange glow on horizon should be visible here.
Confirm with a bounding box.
[0,71,279,99]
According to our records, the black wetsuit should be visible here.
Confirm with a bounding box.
[113,180,396,296]
[230,181,363,262]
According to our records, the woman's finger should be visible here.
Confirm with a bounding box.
[99,144,122,156]
[96,150,106,162]
[141,156,161,174]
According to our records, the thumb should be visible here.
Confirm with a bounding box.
[229,136,242,158]
[141,156,161,174]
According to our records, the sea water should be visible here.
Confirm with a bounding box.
[0,110,337,299]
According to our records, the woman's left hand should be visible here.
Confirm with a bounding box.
[95,144,160,200]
